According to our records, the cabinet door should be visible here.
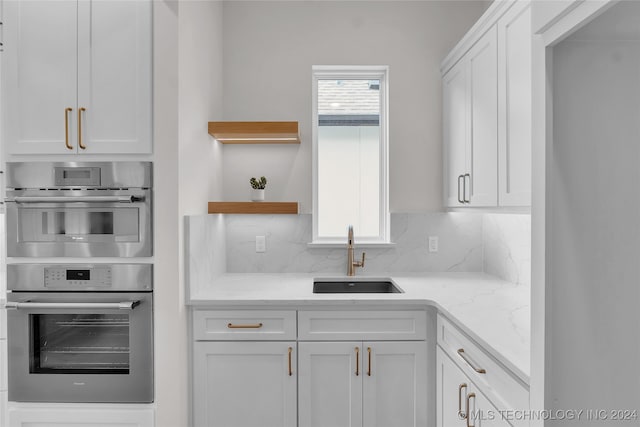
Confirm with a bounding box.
[498,1,532,206]
[467,26,498,206]
[363,341,427,427]
[2,0,78,154]
[436,347,468,427]
[77,0,152,154]
[443,59,469,207]
[298,342,362,427]
[469,388,513,427]
[437,347,513,427]
[193,341,297,427]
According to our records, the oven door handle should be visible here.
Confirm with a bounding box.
[5,301,141,310]
[11,195,143,204]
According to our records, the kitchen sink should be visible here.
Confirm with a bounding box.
[313,279,403,294]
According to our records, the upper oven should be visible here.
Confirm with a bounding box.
[5,162,152,257]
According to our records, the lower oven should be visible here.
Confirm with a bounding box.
[5,264,153,403]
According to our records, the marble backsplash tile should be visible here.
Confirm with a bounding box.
[185,214,227,298]
[185,211,531,285]
[223,213,483,274]
[482,213,531,286]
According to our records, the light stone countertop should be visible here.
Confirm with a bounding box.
[188,272,530,384]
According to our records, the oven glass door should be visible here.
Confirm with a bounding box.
[7,292,153,403]
[32,312,131,374]
[18,207,140,243]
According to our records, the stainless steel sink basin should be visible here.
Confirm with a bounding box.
[313,279,403,294]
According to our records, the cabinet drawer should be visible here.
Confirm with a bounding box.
[193,310,296,341]
[436,314,528,417]
[298,310,427,341]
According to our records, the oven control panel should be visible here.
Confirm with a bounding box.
[44,266,112,288]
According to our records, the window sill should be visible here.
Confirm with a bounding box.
[307,242,396,249]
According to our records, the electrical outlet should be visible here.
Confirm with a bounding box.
[428,236,439,253]
[255,235,266,253]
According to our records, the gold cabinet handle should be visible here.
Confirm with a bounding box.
[367,347,372,376]
[466,392,476,427]
[457,348,486,374]
[355,347,360,376]
[458,383,467,419]
[64,107,73,150]
[288,347,293,376]
[227,322,263,329]
[78,107,87,149]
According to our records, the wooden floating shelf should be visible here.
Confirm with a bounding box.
[208,121,301,144]
[208,202,299,214]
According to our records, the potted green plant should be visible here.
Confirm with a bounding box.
[250,176,267,201]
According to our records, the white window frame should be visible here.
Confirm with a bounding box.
[311,65,390,245]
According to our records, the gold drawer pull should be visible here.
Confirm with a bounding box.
[355,347,360,376]
[78,107,87,149]
[227,322,263,329]
[288,347,293,376]
[64,107,73,150]
[466,392,476,427]
[457,348,486,374]
[458,383,467,419]
[367,347,372,376]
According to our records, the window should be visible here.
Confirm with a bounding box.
[312,66,389,244]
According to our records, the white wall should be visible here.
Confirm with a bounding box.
[547,3,640,422]
[152,1,183,426]
[173,1,225,426]
[219,1,489,213]
[179,1,224,212]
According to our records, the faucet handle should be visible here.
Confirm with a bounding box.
[354,252,366,268]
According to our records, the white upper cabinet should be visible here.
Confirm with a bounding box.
[467,26,498,207]
[498,1,532,206]
[2,1,78,154]
[443,0,532,208]
[3,0,152,155]
[443,59,469,207]
[443,26,498,207]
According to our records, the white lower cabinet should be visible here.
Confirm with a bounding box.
[436,345,469,427]
[362,341,428,427]
[436,314,529,427]
[298,342,362,427]
[193,341,297,427]
[437,347,511,427]
[297,310,428,427]
[192,309,428,427]
[192,309,528,427]
[298,341,427,427]
[7,405,154,427]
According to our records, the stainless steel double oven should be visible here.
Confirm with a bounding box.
[4,162,154,403]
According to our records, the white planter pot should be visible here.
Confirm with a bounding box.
[251,189,265,201]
